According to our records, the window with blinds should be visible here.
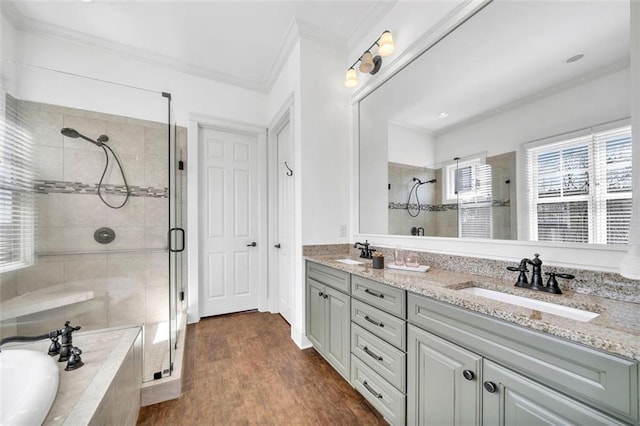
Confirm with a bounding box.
[526,124,632,245]
[0,93,34,272]
[458,163,493,239]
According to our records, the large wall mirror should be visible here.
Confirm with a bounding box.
[359,0,631,247]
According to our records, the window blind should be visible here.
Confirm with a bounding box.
[458,163,493,239]
[0,93,34,272]
[527,124,632,244]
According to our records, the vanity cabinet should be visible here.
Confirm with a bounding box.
[350,275,407,426]
[407,324,481,425]
[483,359,629,425]
[305,261,351,380]
[408,292,639,425]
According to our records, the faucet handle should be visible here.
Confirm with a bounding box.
[542,272,573,294]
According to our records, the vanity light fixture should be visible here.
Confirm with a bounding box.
[344,30,395,88]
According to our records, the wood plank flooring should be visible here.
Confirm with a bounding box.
[137,311,387,425]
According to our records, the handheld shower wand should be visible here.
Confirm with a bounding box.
[60,127,130,209]
[61,128,107,147]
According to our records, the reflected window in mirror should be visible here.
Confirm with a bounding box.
[526,122,632,244]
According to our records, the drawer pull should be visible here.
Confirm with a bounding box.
[462,370,475,381]
[364,288,385,298]
[483,381,497,393]
[363,346,383,361]
[364,315,384,328]
[363,380,383,399]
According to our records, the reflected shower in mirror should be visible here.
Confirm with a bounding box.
[359,0,632,245]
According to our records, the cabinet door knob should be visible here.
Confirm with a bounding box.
[462,370,475,381]
[318,291,324,297]
[483,381,497,393]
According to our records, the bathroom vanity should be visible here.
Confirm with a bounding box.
[305,255,640,426]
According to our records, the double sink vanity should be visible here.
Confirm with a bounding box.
[305,248,640,425]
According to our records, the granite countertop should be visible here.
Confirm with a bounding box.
[305,254,640,362]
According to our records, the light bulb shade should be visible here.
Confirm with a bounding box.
[377,31,395,57]
[359,51,374,73]
[344,68,358,88]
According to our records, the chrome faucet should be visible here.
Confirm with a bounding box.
[354,240,376,259]
[0,321,84,370]
[507,254,574,294]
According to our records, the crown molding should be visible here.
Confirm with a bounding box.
[3,1,267,92]
[346,1,398,54]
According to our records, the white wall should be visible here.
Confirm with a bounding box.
[388,121,434,166]
[9,30,267,127]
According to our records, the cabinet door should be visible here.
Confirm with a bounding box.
[482,360,628,426]
[307,278,326,353]
[325,285,350,379]
[408,325,482,426]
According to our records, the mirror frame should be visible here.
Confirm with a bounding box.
[350,0,631,273]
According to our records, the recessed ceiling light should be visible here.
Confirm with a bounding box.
[437,112,449,119]
[566,54,584,63]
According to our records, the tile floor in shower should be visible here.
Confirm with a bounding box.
[143,321,173,382]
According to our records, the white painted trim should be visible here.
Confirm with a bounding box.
[186,114,268,323]
[350,0,629,274]
[266,94,295,315]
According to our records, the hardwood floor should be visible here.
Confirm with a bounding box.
[137,311,387,425]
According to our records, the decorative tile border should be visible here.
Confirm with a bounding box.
[389,200,510,211]
[34,180,168,198]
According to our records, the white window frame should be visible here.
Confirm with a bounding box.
[442,153,486,203]
[526,123,632,245]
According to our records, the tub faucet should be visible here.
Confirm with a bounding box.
[0,330,62,355]
[0,321,83,370]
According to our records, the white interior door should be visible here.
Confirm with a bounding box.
[199,127,259,317]
[275,122,294,324]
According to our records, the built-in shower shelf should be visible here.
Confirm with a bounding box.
[0,287,94,321]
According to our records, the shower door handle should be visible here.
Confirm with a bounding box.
[169,228,185,252]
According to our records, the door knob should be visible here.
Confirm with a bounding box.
[274,243,281,249]
[246,242,257,247]
[462,370,475,381]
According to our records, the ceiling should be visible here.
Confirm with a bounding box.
[4,0,396,92]
[361,0,630,133]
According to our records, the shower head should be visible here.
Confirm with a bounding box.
[412,177,437,185]
[60,127,108,147]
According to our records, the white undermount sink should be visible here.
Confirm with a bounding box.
[335,258,364,265]
[461,287,599,322]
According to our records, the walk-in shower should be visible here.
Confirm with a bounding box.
[0,65,187,387]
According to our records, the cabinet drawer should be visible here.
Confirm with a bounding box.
[352,323,406,392]
[408,293,639,423]
[352,275,406,318]
[306,261,350,294]
[351,355,406,426]
[352,299,406,350]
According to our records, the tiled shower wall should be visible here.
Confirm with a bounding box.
[387,152,516,239]
[0,99,187,337]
